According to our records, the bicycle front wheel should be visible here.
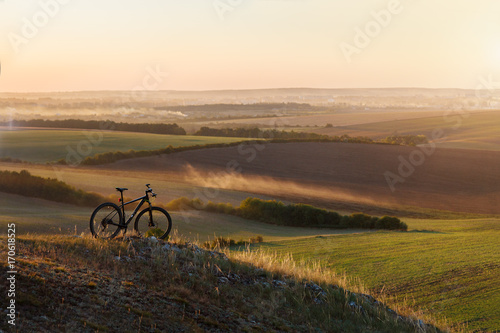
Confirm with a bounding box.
[90,202,123,239]
[134,207,172,240]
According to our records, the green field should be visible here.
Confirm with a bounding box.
[0,129,247,163]
[251,218,500,332]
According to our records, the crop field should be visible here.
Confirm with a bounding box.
[0,128,247,163]
[188,110,448,130]
[251,218,500,332]
[311,110,500,151]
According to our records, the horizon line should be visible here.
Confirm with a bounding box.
[0,87,484,94]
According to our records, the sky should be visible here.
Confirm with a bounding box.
[1,0,500,92]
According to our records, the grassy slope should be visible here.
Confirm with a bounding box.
[0,129,247,163]
[252,218,500,332]
[0,234,444,332]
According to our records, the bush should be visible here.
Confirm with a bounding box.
[348,213,375,229]
[237,198,407,231]
[375,216,407,230]
[145,228,167,239]
[203,236,235,249]
[382,135,428,146]
[165,197,203,211]
[0,170,105,207]
[250,235,264,244]
[4,119,186,135]
[162,196,407,231]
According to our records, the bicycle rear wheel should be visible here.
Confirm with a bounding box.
[134,206,172,240]
[90,202,123,239]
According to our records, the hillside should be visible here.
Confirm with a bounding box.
[0,234,444,332]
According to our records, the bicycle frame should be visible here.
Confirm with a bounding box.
[118,192,152,227]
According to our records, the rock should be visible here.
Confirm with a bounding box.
[163,243,181,253]
[141,246,153,254]
[185,242,202,254]
[218,277,229,284]
[360,293,375,303]
[228,273,240,282]
[305,282,324,293]
[348,301,363,312]
[148,236,158,244]
[273,280,287,288]
[313,298,324,304]
[113,256,130,262]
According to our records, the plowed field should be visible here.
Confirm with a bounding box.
[109,142,500,215]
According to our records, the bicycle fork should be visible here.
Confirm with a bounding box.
[147,202,155,228]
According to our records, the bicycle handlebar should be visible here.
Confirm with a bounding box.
[145,186,157,197]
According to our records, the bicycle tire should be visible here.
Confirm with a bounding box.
[134,206,172,240]
[90,202,123,239]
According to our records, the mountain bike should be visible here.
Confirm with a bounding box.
[90,184,172,239]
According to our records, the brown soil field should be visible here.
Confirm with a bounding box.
[186,110,447,130]
[106,142,500,216]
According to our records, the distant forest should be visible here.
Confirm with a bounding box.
[195,127,383,144]
[3,119,186,135]
[154,102,317,112]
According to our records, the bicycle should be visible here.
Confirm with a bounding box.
[90,184,172,240]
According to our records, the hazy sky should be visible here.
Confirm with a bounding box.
[1,0,500,92]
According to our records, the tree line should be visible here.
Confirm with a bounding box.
[68,141,249,166]
[194,127,375,142]
[0,170,105,207]
[164,197,408,231]
[3,119,186,135]
[195,127,428,147]
[154,102,314,112]
[381,135,428,146]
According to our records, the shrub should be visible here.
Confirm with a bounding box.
[375,216,407,230]
[162,196,407,232]
[348,213,375,229]
[203,237,235,249]
[145,228,167,239]
[250,235,264,244]
[0,170,105,207]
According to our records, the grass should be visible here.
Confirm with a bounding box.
[250,218,500,332]
[0,129,248,163]
[0,233,452,332]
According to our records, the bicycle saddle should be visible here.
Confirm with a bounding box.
[116,187,128,192]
